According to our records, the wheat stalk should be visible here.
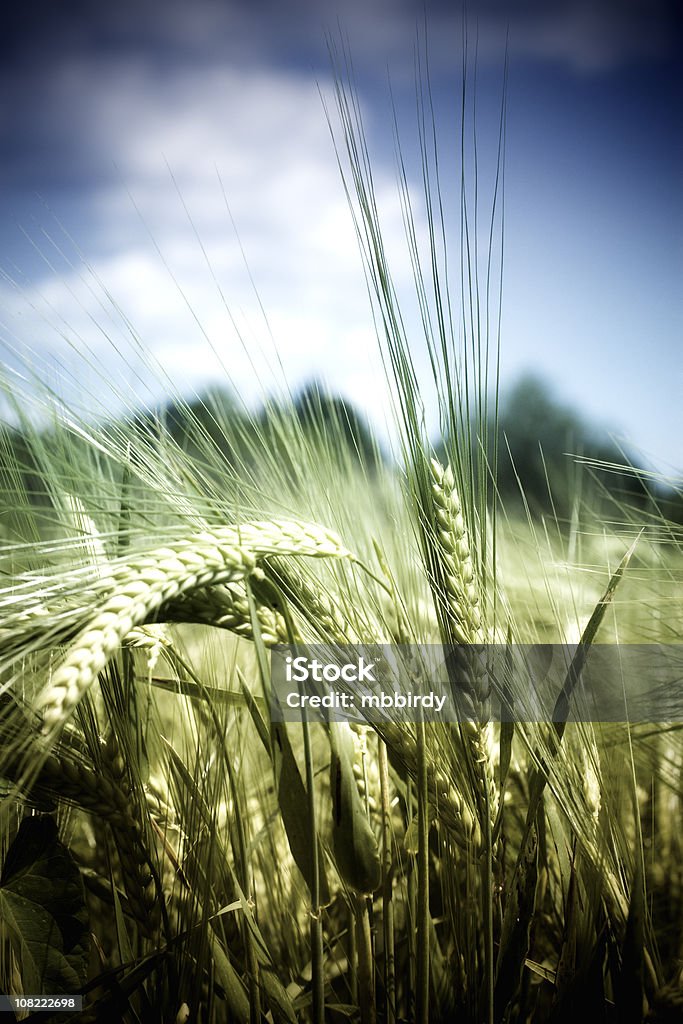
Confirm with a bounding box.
[428,458,502,1017]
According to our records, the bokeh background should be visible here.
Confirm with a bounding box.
[0,0,681,476]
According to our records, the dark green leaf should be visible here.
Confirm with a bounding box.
[0,816,89,995]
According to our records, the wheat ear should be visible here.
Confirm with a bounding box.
[429,459,483,644]
[428,459,498,817]
[36,519,351,732]
[270,562,360,642]
[99,733,162,934]
[162,574,289,644]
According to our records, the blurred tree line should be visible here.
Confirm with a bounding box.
[159,374,680,527]
[480,374,679,524]
[1,373,681,532]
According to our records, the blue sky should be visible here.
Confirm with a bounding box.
[0,0,680,475]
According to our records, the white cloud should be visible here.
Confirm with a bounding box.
[0,58,418,437]
[2,16,678,474]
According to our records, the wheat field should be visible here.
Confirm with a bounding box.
[1,53,682,1024]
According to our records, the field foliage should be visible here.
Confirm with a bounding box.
[1,48,682,1024]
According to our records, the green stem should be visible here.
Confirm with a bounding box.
[356,894,376,1024]
[224,745,261,1024]
[416,719,429,1024]
[483,780,494,1024]
[406,776,416,1022]
[378,740,396,1024]
[348,898,358,1006]
[168,646,261,1021]
[301,713,324,1024]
